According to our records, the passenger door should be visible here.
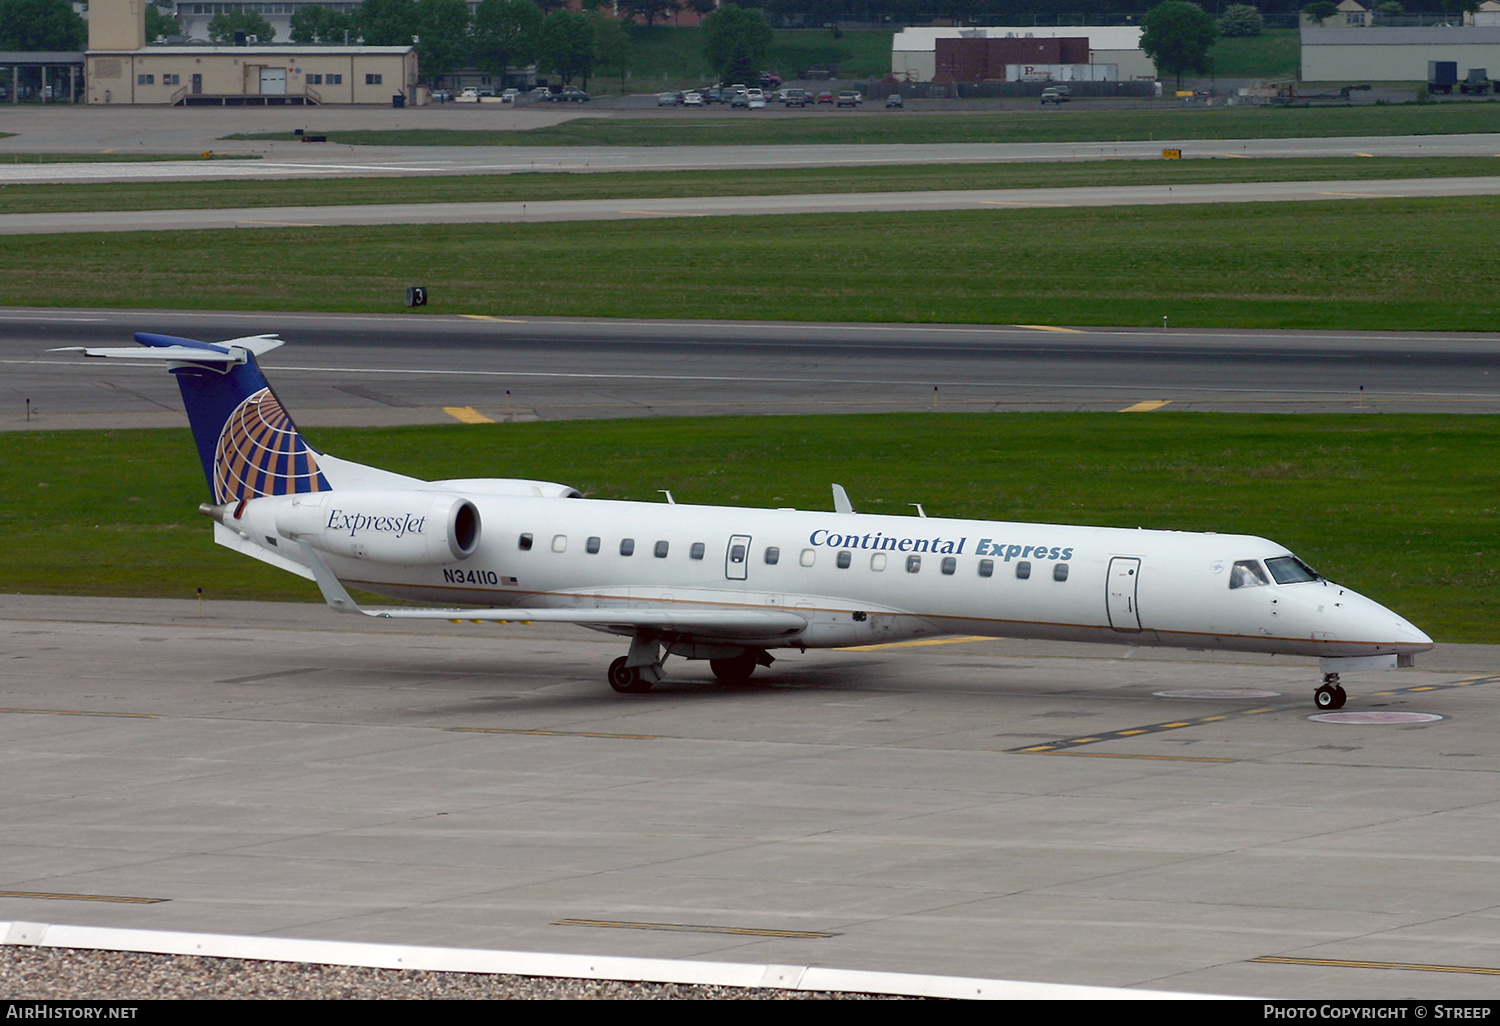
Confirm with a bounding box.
[1106,557,1143,632]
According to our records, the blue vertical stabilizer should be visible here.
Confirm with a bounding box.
[132,332,330,503]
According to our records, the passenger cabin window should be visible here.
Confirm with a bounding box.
[871,553,887,572]
[1015,561,1031,580]
[654,540,669,558]
[518,533,533,551]
[978,559,993,578]
[765,546,780,565]
[1053,563,1069,582]
[906,555,921,573]
[800,548,815,567]
[586,536,601,554]
[836,550,852,569]
[551,535,566,553]
[1265,555,1318,585]
[620,538,635,556]
[1229,559,1270,589]
[690,542,705,560]
[941,557,956,575]
[729,543,746,564]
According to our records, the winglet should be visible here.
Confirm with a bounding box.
[832,483,854,514]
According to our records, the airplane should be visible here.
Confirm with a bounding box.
[64,331,1435,710]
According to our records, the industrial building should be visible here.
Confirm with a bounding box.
[1301,25,1500,81]
[86,0,419,104]
[891,26,1156,83]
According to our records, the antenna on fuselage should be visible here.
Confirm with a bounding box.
[831,483,854,514]
[658,490,676,505]
[910,503,927,518]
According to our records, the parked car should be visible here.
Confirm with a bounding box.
[759,71,781,89]
[836,90,860,107]
[816,91,835,104]
[783,88,809,107]
[529,86,552,100]
[1041,85,1070,104]
[729,89,750,108]
[556,87,591,103]
[885,93,903,108]
[657,91,681,106]
[501,88,520,103]
[683,91,703,106]
[431,88,452,102]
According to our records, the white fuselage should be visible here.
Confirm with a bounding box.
[239,492,1431,660]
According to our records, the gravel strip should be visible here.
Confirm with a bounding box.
[1,947,900,1000]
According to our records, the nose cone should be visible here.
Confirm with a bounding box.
[1394,614,1434,652]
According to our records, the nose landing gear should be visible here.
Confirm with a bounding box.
[1314,672,1347,711]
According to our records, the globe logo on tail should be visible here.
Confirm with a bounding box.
[213,387,328,503]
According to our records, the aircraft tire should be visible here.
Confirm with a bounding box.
[608,656,653,693]
[710,654,758,683]
[1314,684,1346,711]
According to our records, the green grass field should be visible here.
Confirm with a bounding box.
[1208,28,1301,80]
[224,102,1500,148]
[6,156,1497,216]
[5,196,1499,330]
[4,414,1494,641]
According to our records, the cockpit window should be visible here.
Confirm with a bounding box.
[1229,560,1269,590]
[1265,555,1318,585]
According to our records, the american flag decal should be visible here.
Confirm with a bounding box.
[213,387,329,503]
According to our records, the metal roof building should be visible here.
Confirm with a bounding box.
[1301,26,1500,80]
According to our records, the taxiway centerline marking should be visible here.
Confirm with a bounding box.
[0,890,167,904]
[555,919,835,939]
[1252,955,1500,976]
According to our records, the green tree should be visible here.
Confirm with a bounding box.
[0,0,84,50]
[146,2,179,42]
[413,0,472,80]
[538,9,594,86]
[1140,1,1218,89]
[619,0,678,26]
[290,6,356,44]
[358,0,420,46]
[1301,1,1338,22]
[207,9,276,43]
[701,3,771,85]
[590,10,632,90]
[471,0,543,79]
[1217,4,1264,36]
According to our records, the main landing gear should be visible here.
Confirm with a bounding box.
[606,633,773,694]
[1314,672,1348,711]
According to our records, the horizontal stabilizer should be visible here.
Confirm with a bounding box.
[53,345,245,363]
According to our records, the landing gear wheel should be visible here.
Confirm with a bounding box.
[710,654,758,683]
[608,656,653,694]
[1314,683,1347,711]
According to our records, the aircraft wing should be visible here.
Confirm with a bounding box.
[297,542,808,638]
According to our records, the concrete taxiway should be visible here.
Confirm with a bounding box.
[1,594,1496,998]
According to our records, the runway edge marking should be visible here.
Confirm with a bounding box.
[0,921,1222,1000]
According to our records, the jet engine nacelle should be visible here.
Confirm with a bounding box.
[273,490,481,565]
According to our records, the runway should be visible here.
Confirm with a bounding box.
[2,593,1497,998]
[7,175,1500,235]
[3,105,1500,183]
[5,307,1500,428]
